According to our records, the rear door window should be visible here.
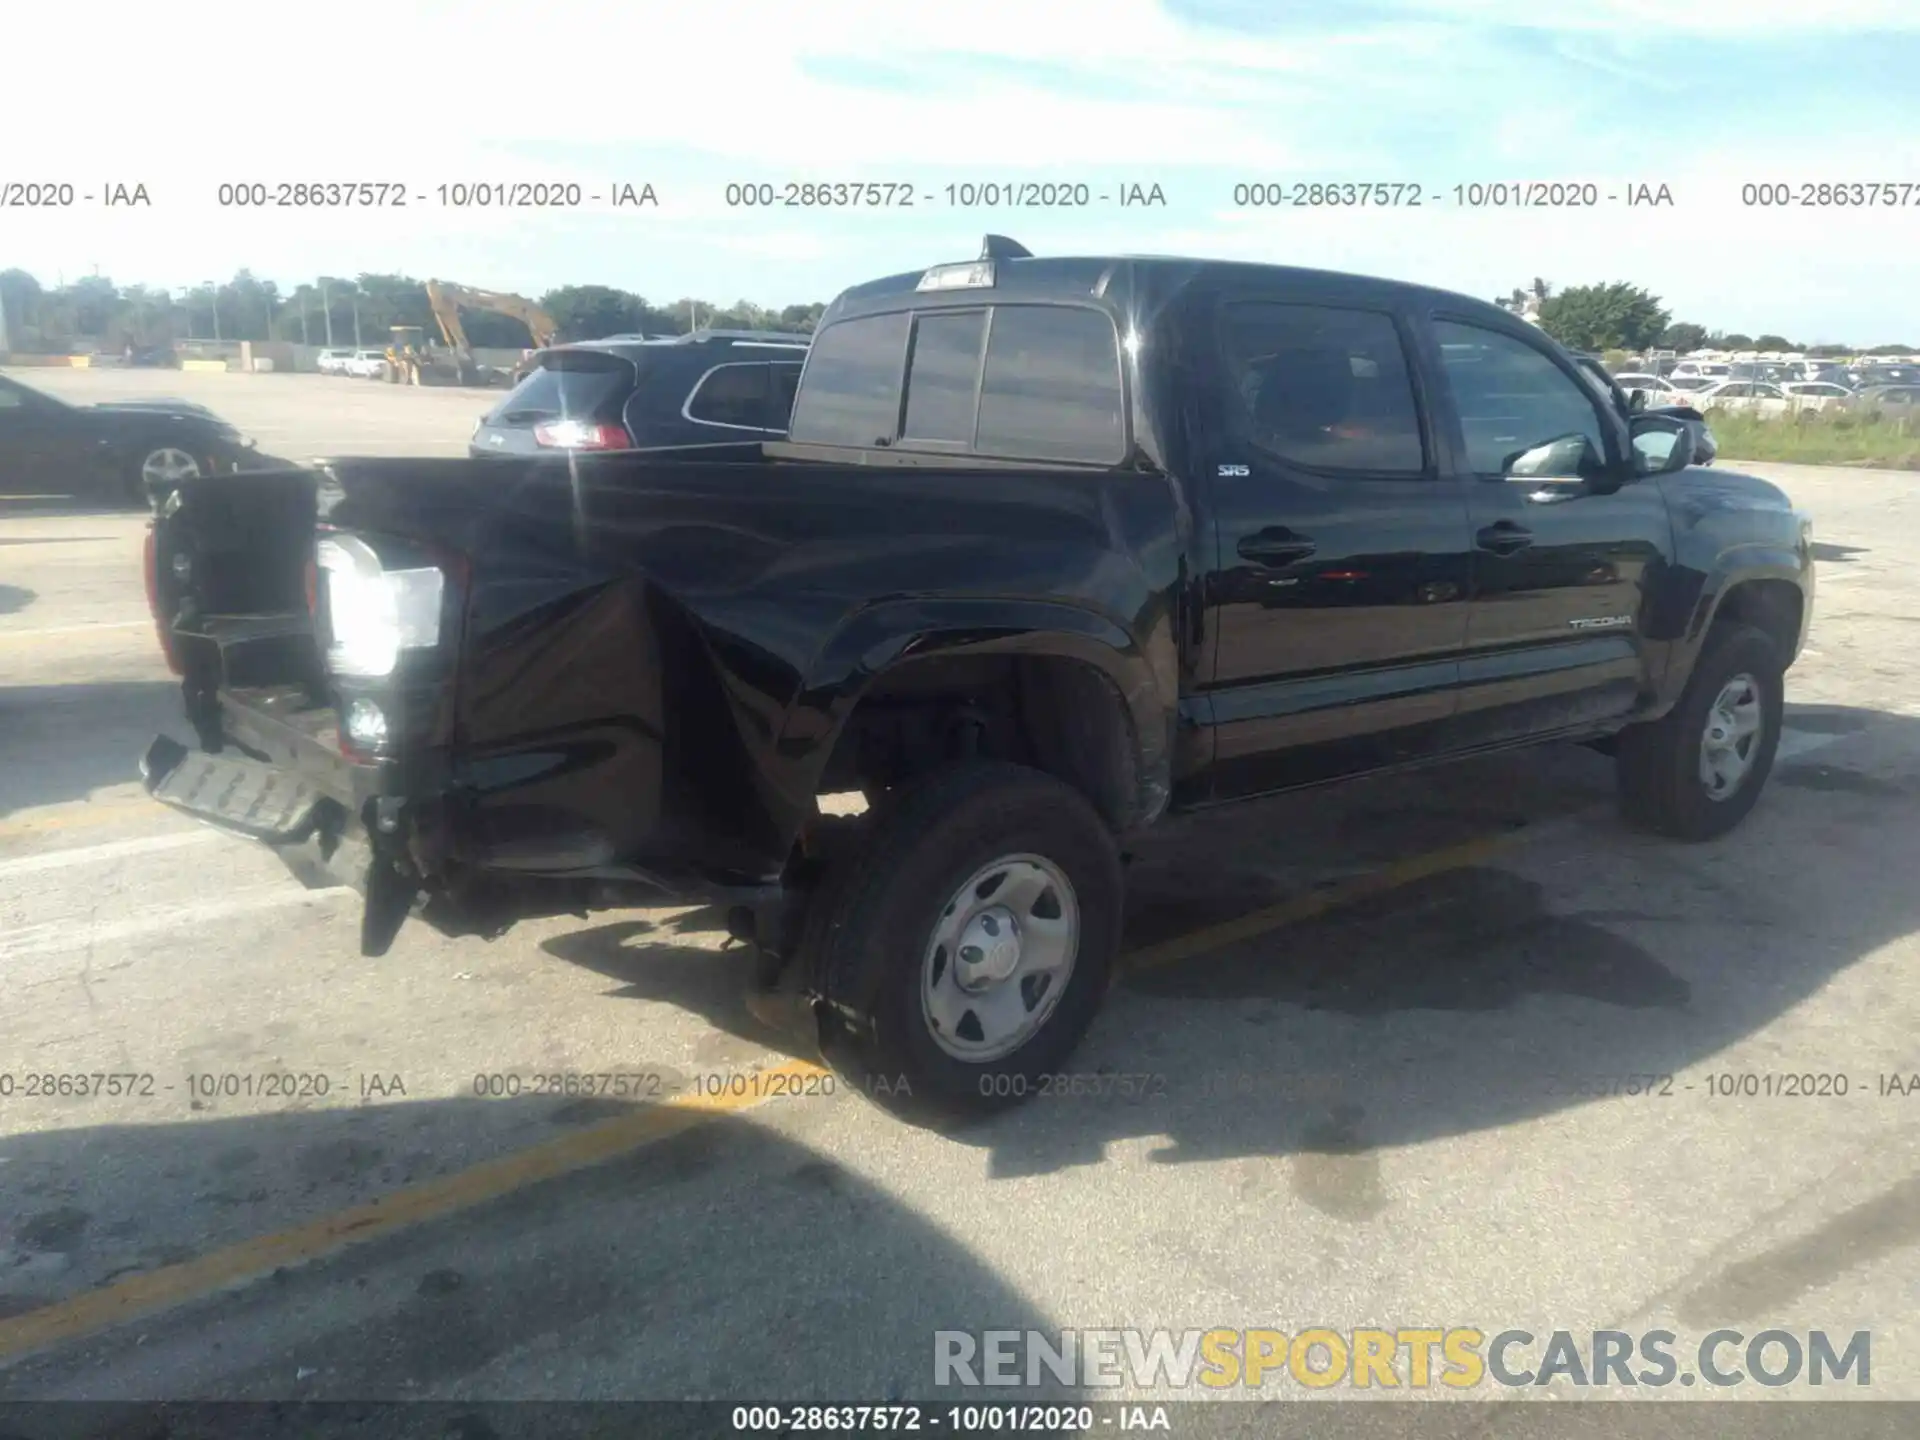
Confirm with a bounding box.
[1221,302,1427,474]
[768,362,803,432]
[685,363,772,430]
[973,306,1126,463]
[788,312,910,447]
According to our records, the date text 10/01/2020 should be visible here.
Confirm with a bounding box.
[4,1071,1919,1104]
[1227,181,1675,208]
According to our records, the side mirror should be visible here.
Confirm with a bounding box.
[1627,388,1649,414]
[1629,413,1693,476]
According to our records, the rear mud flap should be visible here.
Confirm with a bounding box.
[361,851,417,959]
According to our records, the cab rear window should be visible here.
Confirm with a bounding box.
[794,304,1126,464]
[787,313,910,448]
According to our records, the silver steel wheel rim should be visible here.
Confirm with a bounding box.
[1699,672,1764,802]
[142,449,202,484]
[921,853,1080,1063]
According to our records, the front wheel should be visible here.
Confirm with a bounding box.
[806,762,1124,1119]
[1616,622,1784,840]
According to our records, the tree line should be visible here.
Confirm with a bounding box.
[1496,278,1915,357]
[0,269,827,352]
[2,267,1913,359]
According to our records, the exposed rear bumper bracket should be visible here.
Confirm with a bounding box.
[140,734,335,845]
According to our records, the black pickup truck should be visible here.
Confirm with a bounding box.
[138,237,1814,1114]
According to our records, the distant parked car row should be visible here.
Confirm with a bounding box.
[316,347,390,379]
[1612,368,1920,416]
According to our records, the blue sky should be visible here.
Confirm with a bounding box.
[9,0,1920,342]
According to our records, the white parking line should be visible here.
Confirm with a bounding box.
[0,830,221,878]
[0,888,353,962]
[0,620,150,640]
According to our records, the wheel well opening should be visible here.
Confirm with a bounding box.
[1716,579,1804,665]
[815,652,1141,832]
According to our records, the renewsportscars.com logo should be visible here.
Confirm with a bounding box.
[934,1328,1872,1391]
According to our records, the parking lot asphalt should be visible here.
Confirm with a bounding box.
[1,369,1917,1413]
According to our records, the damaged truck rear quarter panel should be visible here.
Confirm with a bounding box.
[445,457,1186,885]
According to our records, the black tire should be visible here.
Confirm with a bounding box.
[805,762,1123,1120]
[1616,622,1784,840]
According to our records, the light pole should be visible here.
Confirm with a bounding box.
[206,283,222,343]
[321,280,334,346]
[352,294,362,349]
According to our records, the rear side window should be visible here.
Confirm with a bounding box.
[901,311,987,444]
[493,354,632,422]
[686,363,771,429]
[788,312,910,447]
[1220,303,1426,474]
[974,307,1126,463]
[768,363,802,432]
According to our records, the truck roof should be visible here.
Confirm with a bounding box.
[823,236,1523,332]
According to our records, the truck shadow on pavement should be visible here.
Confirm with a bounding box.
[0,680,185,819]
[0,585,34,617]
[0,1097,1080,1410]
[538,917,822,1071]
[970,701,1915,1181]
[541,705,1917,1195]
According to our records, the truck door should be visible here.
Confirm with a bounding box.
[1421,315,1678,746]
[1198,292,1476,799]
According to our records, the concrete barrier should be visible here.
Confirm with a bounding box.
[181,359,231,374]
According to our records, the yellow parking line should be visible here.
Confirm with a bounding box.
[0,798,162,840]
[0,1058,834,1363]
[1122,830,1517,973]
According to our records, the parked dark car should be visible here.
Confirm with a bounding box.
[124,344,179,368]
[1855,385,1920,409]
[137,238,1813,1118]
[470,331,810,459]
[0,373,257,504]
[1854,365,1920,389]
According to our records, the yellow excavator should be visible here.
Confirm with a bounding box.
[385,281,561,386]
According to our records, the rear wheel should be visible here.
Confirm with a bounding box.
[129,446,201,507]
[1616,622,1783,840]
[806,761,1123,1119]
